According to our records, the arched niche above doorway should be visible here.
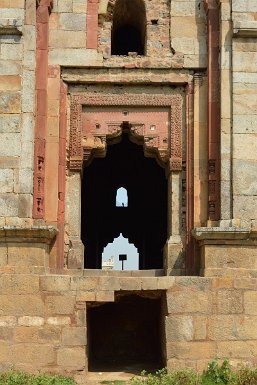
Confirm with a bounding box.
[111,0,147,55]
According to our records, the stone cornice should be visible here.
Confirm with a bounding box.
[233,21,257,37]
[0,18,22,35]
[0,226,57,244]
[192,227,252,241]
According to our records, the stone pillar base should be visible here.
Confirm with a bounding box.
[164,236,185,276]
[67,237,84,269]
[192,227,257,277]
[0,226,57,273]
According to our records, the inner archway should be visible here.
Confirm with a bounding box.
[81,130,167,270]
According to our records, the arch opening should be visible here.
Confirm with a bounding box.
[81,131,167,270]
[116,187,128,207]
[111,0,146,55]
[102,234,139,270]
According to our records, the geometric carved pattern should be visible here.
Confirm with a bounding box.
[70,93,183,172]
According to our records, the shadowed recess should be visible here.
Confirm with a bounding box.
[112,0,146,55]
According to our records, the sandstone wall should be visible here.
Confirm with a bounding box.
[231,1,257,227]
[0,273,257,375]
[0,0,35,226]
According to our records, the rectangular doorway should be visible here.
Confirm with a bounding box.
[87,291,166,373]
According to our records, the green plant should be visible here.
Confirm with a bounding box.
[0,370,76,385]
[130,368,199,385]
[201,360,236,385]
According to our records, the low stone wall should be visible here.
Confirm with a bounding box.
[0,273,257,375]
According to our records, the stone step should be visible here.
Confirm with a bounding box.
[82,269,165,277]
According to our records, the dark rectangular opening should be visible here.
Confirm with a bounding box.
[87,291,166,373]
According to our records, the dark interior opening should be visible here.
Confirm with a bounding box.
[112,0,146,55]
[87,292,165,372]
[81,130,167,270]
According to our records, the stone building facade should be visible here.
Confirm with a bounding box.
[0,0,257,378]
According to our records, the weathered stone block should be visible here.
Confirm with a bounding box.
[0,193,18,216]
[18,316,44,326]
[40,276,71,292]
[213,290,243,314]
[57,347,86,370]
[0,170,14,193]
[62,327,87,346]
[217,341,257,359]
[8,244,46,267]
[120,278,142,290]
[95,291,114,302]
[47,316,71,326]
[141,277,158,290]
[0,295,44,316]
[208,315,237,340]
[18,194,32,218]
[0,316,16,327]
[12,344,55,365]
[167,290,210,314]
[45,296,75,315]
[244,291,257,315]
[167,341,216,360]
[193,316,207,340]
[76,291,95,302]
[0,115,20,133]
[0,275,39,294]
[0,133,21,156]
[166,315,193,341]
[71,277,98,291]
[49,31,86,48]
[0,92,21,114]
[59,13,86,31]
[0,244,8,266]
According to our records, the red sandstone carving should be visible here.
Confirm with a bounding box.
[33,0,52,219]
[86,0,99,49]
[69,93,183,172]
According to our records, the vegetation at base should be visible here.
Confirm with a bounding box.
[2,361,257,385]
[0,370,76,385]
[130,360,257,385]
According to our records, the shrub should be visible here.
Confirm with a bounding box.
[129,361,257,385]
[0,370,76,385]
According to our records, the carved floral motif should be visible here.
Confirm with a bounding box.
[69,93,183,172]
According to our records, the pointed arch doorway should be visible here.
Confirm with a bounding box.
[68,91,185,274]
[81,126,167,270]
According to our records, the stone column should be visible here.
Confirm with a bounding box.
[164,170,184,276]
[66,172,84,269]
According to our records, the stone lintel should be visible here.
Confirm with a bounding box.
[192,227,252,242]
[0,226,58,244]
[61,67,192,85]
[233,21,257,37]
[0,19,23,35]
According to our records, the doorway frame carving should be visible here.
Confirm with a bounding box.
[70,93,183,173]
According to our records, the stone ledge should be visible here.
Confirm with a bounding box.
[0,226,57,244]
[233,21,257,37]
[192,227,251,241]
[0,19,22,35]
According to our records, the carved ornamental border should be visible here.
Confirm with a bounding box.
[70,93,183,172]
